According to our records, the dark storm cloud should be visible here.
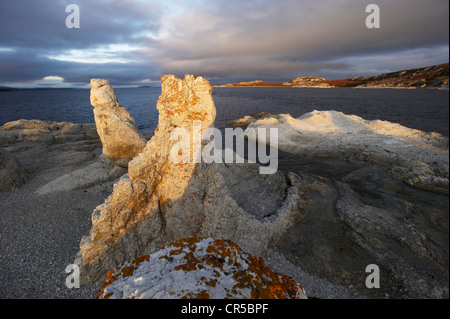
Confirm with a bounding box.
[0,0,160,50]
[0,0,161,86]
[0,0,448,87]
[145,0,449,79]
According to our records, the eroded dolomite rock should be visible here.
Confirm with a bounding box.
[97,237,307,299]
[232,111,449,194]
[90,79,119,108]
[90,79,147,167]
[229,111,449,298]
[79,75,308,282]
[0,119,128,195]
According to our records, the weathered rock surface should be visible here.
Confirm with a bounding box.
[90,79,147,167]
[90,79,120,108]
[0,120,101,190]
[234,110,449,194]
[79,75,309,283]
[0,119,126,195]
[335,181,448,298]
[35,161,126,195]
[229,111,449,298]
[0,118,122,298]
[275,166,448,298]
[0,119,99,145]
[97,237,307,299]
[0,147,28,192]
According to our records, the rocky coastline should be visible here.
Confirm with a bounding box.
[1,74,448,299]
[214,63,449,89]
[228,111,449,298]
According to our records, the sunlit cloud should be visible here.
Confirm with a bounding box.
[47,44,142,64]
[42,75,64,82]
[0,47,15,52]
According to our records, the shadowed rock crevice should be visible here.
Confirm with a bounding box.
[218,162,288,221]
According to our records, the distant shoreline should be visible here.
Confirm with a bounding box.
[213,79,365,88]
[213,62,449,90]
[2,62,447,91]
[213,85,449,90]
[0,87,75,92]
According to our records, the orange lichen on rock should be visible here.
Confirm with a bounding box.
[97,237,307,299]
[97,254,150,298]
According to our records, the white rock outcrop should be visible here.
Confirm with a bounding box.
[237,111,449,194]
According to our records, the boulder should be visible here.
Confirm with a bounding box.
[90,79,147,167]
[97,237,307,299]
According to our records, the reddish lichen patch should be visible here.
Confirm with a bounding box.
[98,237,305,299]
[98,254,151,299]
[103,292,114,299]
[134,254,150,264]
[189,110,207,122]
[241,253,301,299]
[181,291,211,299]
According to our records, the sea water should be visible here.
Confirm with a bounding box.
[0,87,448,136]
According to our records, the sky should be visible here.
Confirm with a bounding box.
[0,0,448,88]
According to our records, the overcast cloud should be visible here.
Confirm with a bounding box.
[0,0,448,87]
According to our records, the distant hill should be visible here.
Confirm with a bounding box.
[350,63,449,88]
[214,63,449,89]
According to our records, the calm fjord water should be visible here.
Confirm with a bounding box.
[0,87,448,136]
